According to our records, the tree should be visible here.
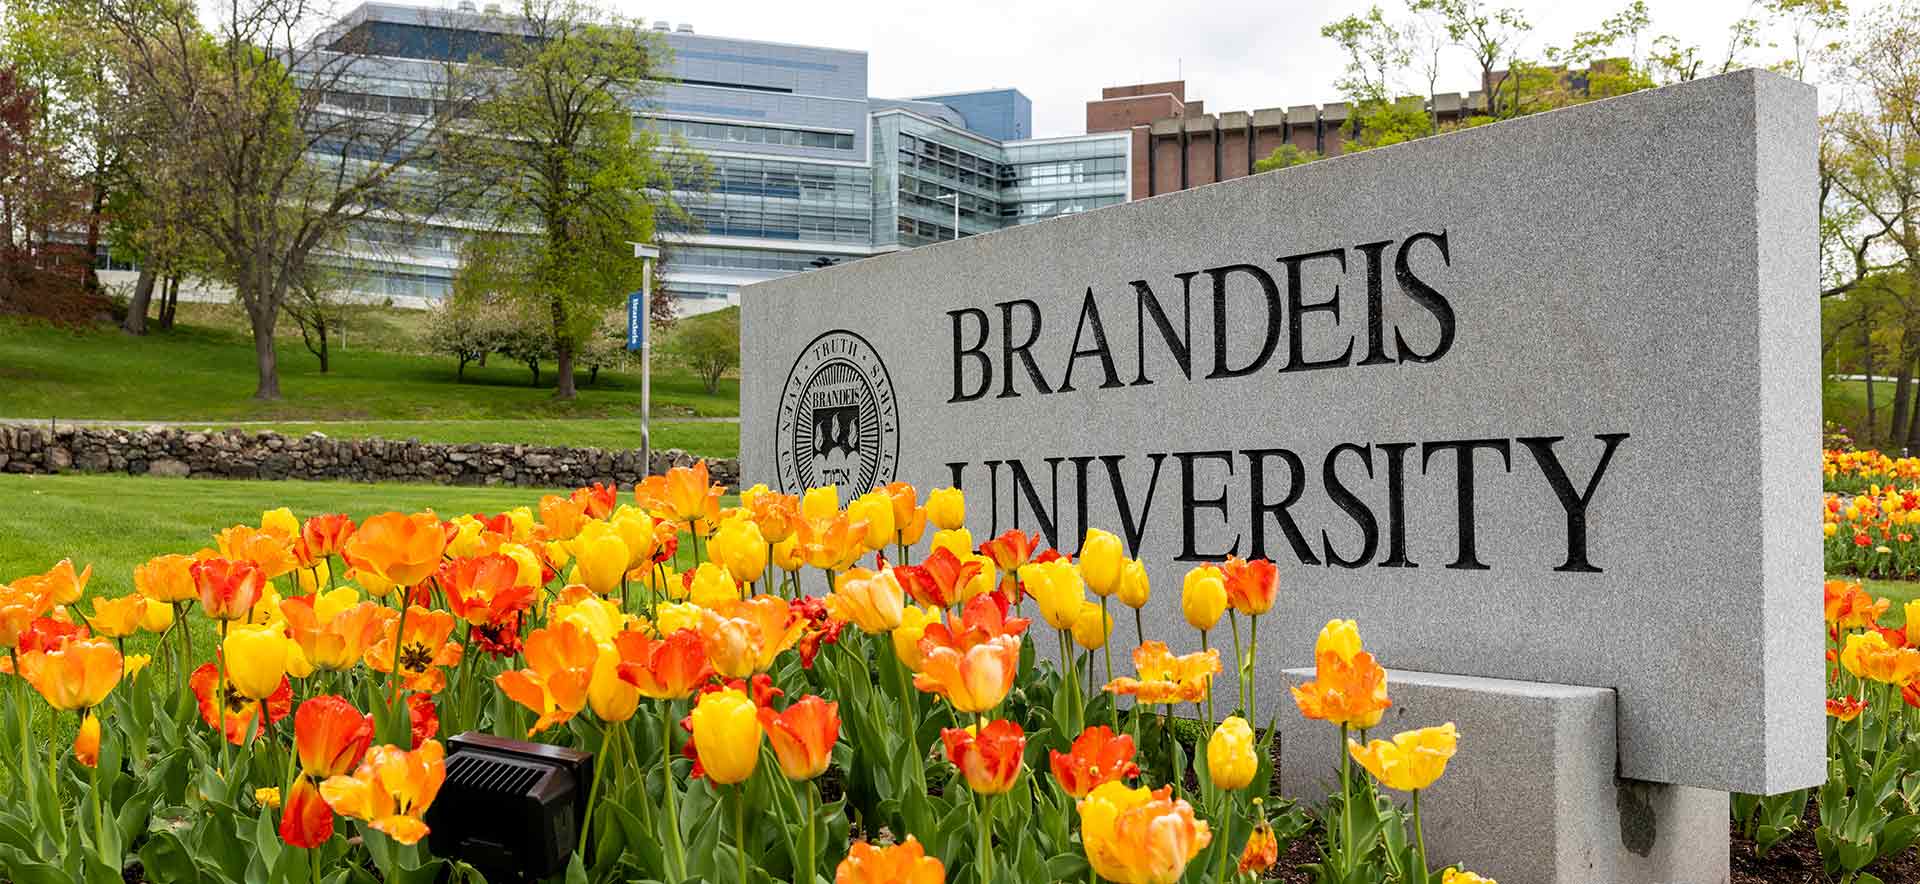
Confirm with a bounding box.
[97,0,474,399]
[1322,7,1413,106]
[440,0,695,400]
[281,267,347,372]
[1253,144,1320,173]
[0,65,81,302]
[666,308,738,395]
[424,295,504,381]
[578,310,629,386]
[1410,0,1532,117]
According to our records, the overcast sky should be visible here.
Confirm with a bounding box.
[605,0,1861,137]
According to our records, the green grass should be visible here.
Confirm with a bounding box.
[0,315,738,423]
[193,418,738,457]
[1863,578,1920,626]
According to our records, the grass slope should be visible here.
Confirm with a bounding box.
[244,418,739,458]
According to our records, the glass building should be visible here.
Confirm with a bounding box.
[252,2,1131,315]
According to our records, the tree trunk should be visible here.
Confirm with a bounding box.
[249,305,282,400]
[158,276,179,329]
[1865,309,1878,446]
[1889,340,1912,453]
[551,296,577,400]
[1903,360,1920,454]
[316,318,330,373]
[528,361,541,386]
[457,357,468,381]
[123,267,156,335]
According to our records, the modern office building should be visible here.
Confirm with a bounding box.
[276,3,1130,316]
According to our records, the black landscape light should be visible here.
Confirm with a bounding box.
[424,732,593,882]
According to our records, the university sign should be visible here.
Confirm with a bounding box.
[741,70,1823,810]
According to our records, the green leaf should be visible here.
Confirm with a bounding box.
[139,830,203,884]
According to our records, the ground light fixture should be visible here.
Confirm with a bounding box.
[423,732,593,882]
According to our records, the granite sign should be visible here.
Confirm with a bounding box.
[740,69,1822,799]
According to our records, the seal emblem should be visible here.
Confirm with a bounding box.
[775,329,900,497]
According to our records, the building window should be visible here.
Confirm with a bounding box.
[653,118,854,151]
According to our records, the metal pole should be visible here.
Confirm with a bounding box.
[640,256,653,475]
[952,193,959,241]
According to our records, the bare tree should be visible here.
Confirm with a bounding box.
[99,0,475,398]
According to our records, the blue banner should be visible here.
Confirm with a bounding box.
[626,292,646,351]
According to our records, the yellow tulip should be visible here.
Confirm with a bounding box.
[567,522,629,596]
[1316,619,1364,664]
[931,528,974,560]
[295,560,332,594]
[741,483,771,508]
[1348,722,1459,792]
[609,507,662,568]
[771,536,804,573]
[554,594,627,643]
[312,587,361,622]
[261,507,300,538]
[1907,600,1920,647]
[926,487,965,530]
[588,641,641,722]
[1071,600,1111,651]
[444,516,488,558]
[1180,567,1226,631]
[505,507,536,541]
[1442,869,1497,884]
[709,515,768,585]
[801,486,840,521]
[849,491,897,552]
[495,543,543,589]
[687,562,742,609]
[831,568,906,633]
[1021,560,1086,630]
[137,598,174,633]
[689,688,762,785]
[124,654,151,678]
[1206,716,1257,791]
[223,625,291,701]
[962,553,998,603]
[655,602,702,635]
[1077,781,1211,884]
[1079,529,1124,597]
[892,606,943,672]
[1115,559,1150,609]
[88,595,146,638]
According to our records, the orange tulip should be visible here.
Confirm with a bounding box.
[829,567,905,633]
[280,778,336,848]
[10,559,91,606]
[190,661,292,744]
[536,495,588,542]
[439,554,536,626]
[87,594,146,639]
[495,621,599,735]
[943,718,1025,794]
[364,606,463,693]
[835,836,946,884]
[1049,725,1140,798]
[1291,647,1392,730]
[217,525,299,579]
[1104,641,1221,706]
[135,553,198,604]
[1220,556,1278,615]
[573,483,619,520]
[192,558,266,621]
[1828,696,1868,721]
[760,694,840,780]
[918,592,1030,655]
[296,694,375,778]
[1238,802,1279,876]
[797,513,871,572]
[637,461,725,529]
[1078,782,1212,884]
[698,596,806,678]
[282,597,388,672]
[894,547,983,609]
[74,712,101,767]
[1841,631,1920,684]
[614,629,713,699]
[0,585,51,649]
[746,491,801,544]
[19,637,121,709]
[914,633,1020,713]
[978,530,1040,600]
[299,513,357,566]
[343,513,448,589]
[17,616,87,654]
[318,740,446,845]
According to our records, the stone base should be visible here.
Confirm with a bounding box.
[1277,668,1729,884]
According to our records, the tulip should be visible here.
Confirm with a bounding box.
[1443,870,1497,884]
[1221,556,1278,615]
[1180,566,1226,631]
[567,522,630,597]
[283,599,386,672]
[552,591,628,643]
[1316,618,1365,664]
[1077,782,1211,884]
[365,606,462,693]
[280,778,334,848]
[1071,600,1111,650]
[256,787,282,810]
[193,558,266,621]
[699,597,805,677]
[761,694,839,780]
[295,561,333,594]
[829,568,906,633]
[573,483,618,519]
[835,836,946,884]
[342,512,447,589]
[1239,800,1280,875]
[801,486,840,521]
[654,601,702,636]
[979,530,1039,600]
[1349,722,1459,792]
[88,594,146,638]
[914,633,1020,713]
[74,712,100,767]
[943,718,1025,794]
[892,606,943,672]
[440,554,535,626]
[1048,725,1140,798]
[636,462,723,528]
[615,628,713,699]
[1021,560,1084,630]
[124,654,151,678]
[300,513,357,565]
[689,688,762,785]
[1115,559,1150,609]
[189,662,291,744]
[926,487,965,531]
[11,559,89,606]
[930,527,974,561]
[20,637,121,710]
[1290,648,1391,730]
[1079,529,1124,597]
[225,625,293,701]
[135,554,198,603]
[894,547,981,609]
[1908,601,1920,648]
[495,621,599,735]
[296,694,375,778]
[262,507,300,538]
[746,491,801,545]
[771,537,804,574]
[1841,630,1920,684]
[848,490,896,552]
[217,525,299,579]
[1828,696,1868,721]
[798,513,869,572]
[918,592,1030,654]
[709,515,769,585]
[1206,716,1257,791]
[319,740,446,845]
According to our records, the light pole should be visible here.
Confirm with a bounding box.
[935,191,960,241]
[629,241,660,473]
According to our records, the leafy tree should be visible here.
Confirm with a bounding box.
[96,0,475,399]
[1409,0,1532,117]
[666,308,738,395]
[424,295,506,382]
[578,310,630,386]
[280,266,347,373]
[1253,144,1320,173]
[440,0,698,401]
[0,65,80,302]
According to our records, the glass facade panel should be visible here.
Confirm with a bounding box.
[666,155,871,244]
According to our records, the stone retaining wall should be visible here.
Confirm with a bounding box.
[0,424,740,489]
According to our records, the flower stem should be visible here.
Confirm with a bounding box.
[733,784,749,884]
[579,721,612,856]
[1413,789,1429,882]
[977,792,995,884]
[1338,725,1353,873]
[1247,613,1259,727]
[1228,615,1244,716]
[1101,597,1116,730]
[802,780,817,884]
[1200,629,1215,726]
[217,619,230,779]
[661,704,688,880]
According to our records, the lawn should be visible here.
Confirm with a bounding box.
[187,417,738,457]
[0,313,738,423]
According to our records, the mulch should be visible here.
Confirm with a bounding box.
[1730,806,1920,884]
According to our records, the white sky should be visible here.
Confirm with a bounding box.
[605,0,1866,137]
